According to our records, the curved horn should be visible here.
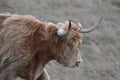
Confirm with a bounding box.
[57,20,72,37]
[68,20,71,31]
[80,16,102,33]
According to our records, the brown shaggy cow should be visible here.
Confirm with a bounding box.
[0,13,102,80]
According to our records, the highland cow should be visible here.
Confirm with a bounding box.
[0,13,102,80]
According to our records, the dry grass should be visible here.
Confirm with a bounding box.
[0,0,120,80]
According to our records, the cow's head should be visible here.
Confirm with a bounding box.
[53,17,102,68]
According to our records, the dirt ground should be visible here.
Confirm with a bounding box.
[0,0,120,80]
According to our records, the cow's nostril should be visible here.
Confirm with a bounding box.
[76,61,80,66]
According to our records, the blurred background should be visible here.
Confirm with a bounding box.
[0,0,120,80]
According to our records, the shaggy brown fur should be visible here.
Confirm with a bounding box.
[0,13,82,80]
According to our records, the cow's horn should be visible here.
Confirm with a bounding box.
[57,20,72,37]
[80,16,102,33]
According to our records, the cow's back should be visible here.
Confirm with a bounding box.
[0,13,11,34]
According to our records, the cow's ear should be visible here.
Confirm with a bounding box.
[57,20,72,37]
[57,28,68,37]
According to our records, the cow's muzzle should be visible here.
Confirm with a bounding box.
[76,59,83,67]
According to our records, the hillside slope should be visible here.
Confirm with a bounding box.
[0,0,120,80]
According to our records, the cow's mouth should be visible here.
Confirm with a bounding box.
[69,64,80,68]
